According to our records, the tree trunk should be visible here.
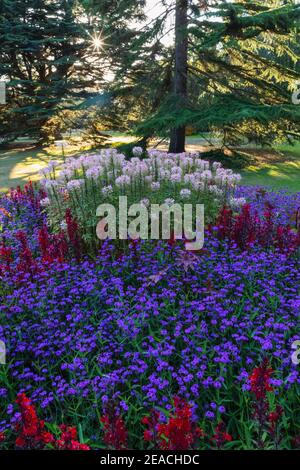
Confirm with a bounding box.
[168,0,188,153]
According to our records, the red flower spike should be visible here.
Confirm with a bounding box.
[249,359,273,400]
[143,398,204,451]
[211,422,232,449]
[56,425,90,450]
[15,393,55,449]
[100,408,128,450]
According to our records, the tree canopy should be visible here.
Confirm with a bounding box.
[0,0,103,142]
[0,0,299,150]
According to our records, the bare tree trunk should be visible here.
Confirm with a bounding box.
[168,0,188,153]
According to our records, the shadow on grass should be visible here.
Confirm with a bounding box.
[241,160,300,192]
[0,144,89,192]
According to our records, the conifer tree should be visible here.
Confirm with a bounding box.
[0,0,103,143]
[101,0,300,151]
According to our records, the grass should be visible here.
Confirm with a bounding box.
[0,142,92,192]
[240,142,300,192]
[0,138,300,193]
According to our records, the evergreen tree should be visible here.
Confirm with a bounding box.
[0,0,103,143]
[102,0,300,151]
[169,0,188,153]
[79,0,172,141]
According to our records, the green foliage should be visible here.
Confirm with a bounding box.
[1,0,299,148]
[201,148,252,170]
[129,1,300,146]
[0,0,103,143]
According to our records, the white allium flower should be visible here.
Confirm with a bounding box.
[180,157,193,169]
[209,185,223,196]
[230,197,247,209]
[140,198,150,207]
[151,182,160,191]
[180,188,191,199]
[137,161,149,175]
[113,153,126,165]
[115,175,131,187]
[86,166,102,179]
[38,167,52,177]
[201,170,212,180]
[184,173,195,183]
[194,158,204,168]
[60,220,68,231]
[131,157,141,165]
[101,185,113,196]
[191,180,205,191]
[159,169,170,180]
[212,161,222,170]
[132,146,143,157]
[209,184,219,192]
[233,173,242,183]
[66,179,84,191]
[122,163,135,176]
[170,173,181,184]
[44,179,59,189]
[48,160,60,169]
[164,198,175,207]
[171,166,182,175]
[59,169,74,180]
[40,197,50,207]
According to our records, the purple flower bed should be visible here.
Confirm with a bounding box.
[0,184,300,449]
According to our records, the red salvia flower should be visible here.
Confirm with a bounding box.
[38,225,54,264]
[100,408,128,450]
[216,202,299,253]
[268,404,283,449]
[155,397,203,450]
[15,393,54,449]
[65,208,82,261]
[56,425,90,450]
[16,231,38,276]
[249,359,277,449]
[249,359,273,400]
[0,242,13,274]
[216,205,233,239]
[141,410,160,445]
[211,421,232,449]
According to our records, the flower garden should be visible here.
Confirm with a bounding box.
[0,149,300,450]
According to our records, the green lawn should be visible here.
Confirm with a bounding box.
[240,142,300,192]
[0,143,91,192]
[0,139,300,193]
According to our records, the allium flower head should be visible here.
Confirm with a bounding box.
[40,197,50,207]
[151,182,160,191]
[66,179,84,191]
[132,147,143,157]
[180,188,191,199]
[164,198,175,207]
[102,185,113,196]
